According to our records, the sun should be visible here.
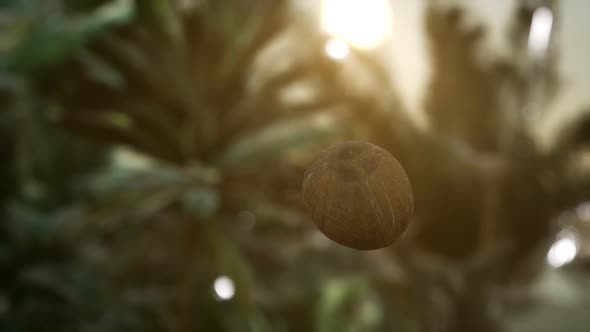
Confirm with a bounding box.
[321,0,393,50]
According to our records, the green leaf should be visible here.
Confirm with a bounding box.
[205,223,256,315]
[86,0,134,29]
[217,113,343,168]
[181,186,219,219]
[138,0,184,47]
[7,20,84,73]
[76,49,125,89]
[7,0,134,74]
[0,0,40,10]
[316,278,383,332]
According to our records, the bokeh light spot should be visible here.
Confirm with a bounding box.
[213,276,235,300]
[547,231,578,268]
[324,38,350,60]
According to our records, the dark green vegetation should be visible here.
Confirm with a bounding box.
[1,1,589,331]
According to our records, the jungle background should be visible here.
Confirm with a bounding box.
[2,0,590,331]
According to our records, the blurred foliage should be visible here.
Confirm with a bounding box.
[1,0,590,332]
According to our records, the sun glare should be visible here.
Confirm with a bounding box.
[321,0,393,50]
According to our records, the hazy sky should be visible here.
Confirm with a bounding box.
[387,0,590,144]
